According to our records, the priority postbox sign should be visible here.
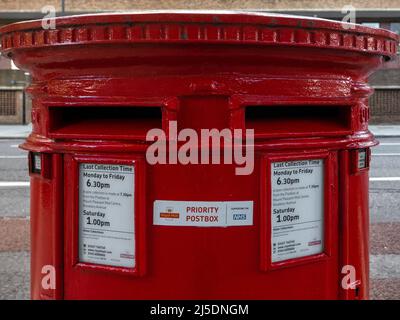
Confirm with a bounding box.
[154,200,253,227]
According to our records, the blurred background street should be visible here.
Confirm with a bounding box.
[0,134,399,299]
[0,137,29,300]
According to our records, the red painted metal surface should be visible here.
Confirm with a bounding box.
[0,11,398,300]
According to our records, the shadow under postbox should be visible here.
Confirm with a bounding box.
[0,11,397,300]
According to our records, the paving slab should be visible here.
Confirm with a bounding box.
[370,254,400,279]
[0,218,29,252]
[0,188,30,218]
[370,279,400,300]
[0,251,30,300]
[371,222,400,255]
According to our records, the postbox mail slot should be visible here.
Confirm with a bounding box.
[48,106,162,140]
[245,105,352,138]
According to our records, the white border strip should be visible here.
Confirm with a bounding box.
[0,155,27,159]
[370,177,400,181]
[0,182,30,187]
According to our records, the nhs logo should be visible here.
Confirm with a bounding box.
[233,213,247,220]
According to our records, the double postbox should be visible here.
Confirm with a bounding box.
[0,12,398,299]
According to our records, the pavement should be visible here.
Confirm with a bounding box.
[0,124,32,139]
[0,137,30,300]
[0,125,400,300]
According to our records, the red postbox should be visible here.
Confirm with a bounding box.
[0,12,398,300]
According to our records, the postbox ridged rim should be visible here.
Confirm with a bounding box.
[0,11,398,59]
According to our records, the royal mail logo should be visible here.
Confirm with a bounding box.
[160,207,180,219]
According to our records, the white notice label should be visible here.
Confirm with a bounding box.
[358,149,367,169]
[79,163,135,268]
[154,200,253,227]
[271,159,324,262]
[33,153,41,171]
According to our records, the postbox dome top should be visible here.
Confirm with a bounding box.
[0,10,398,59]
